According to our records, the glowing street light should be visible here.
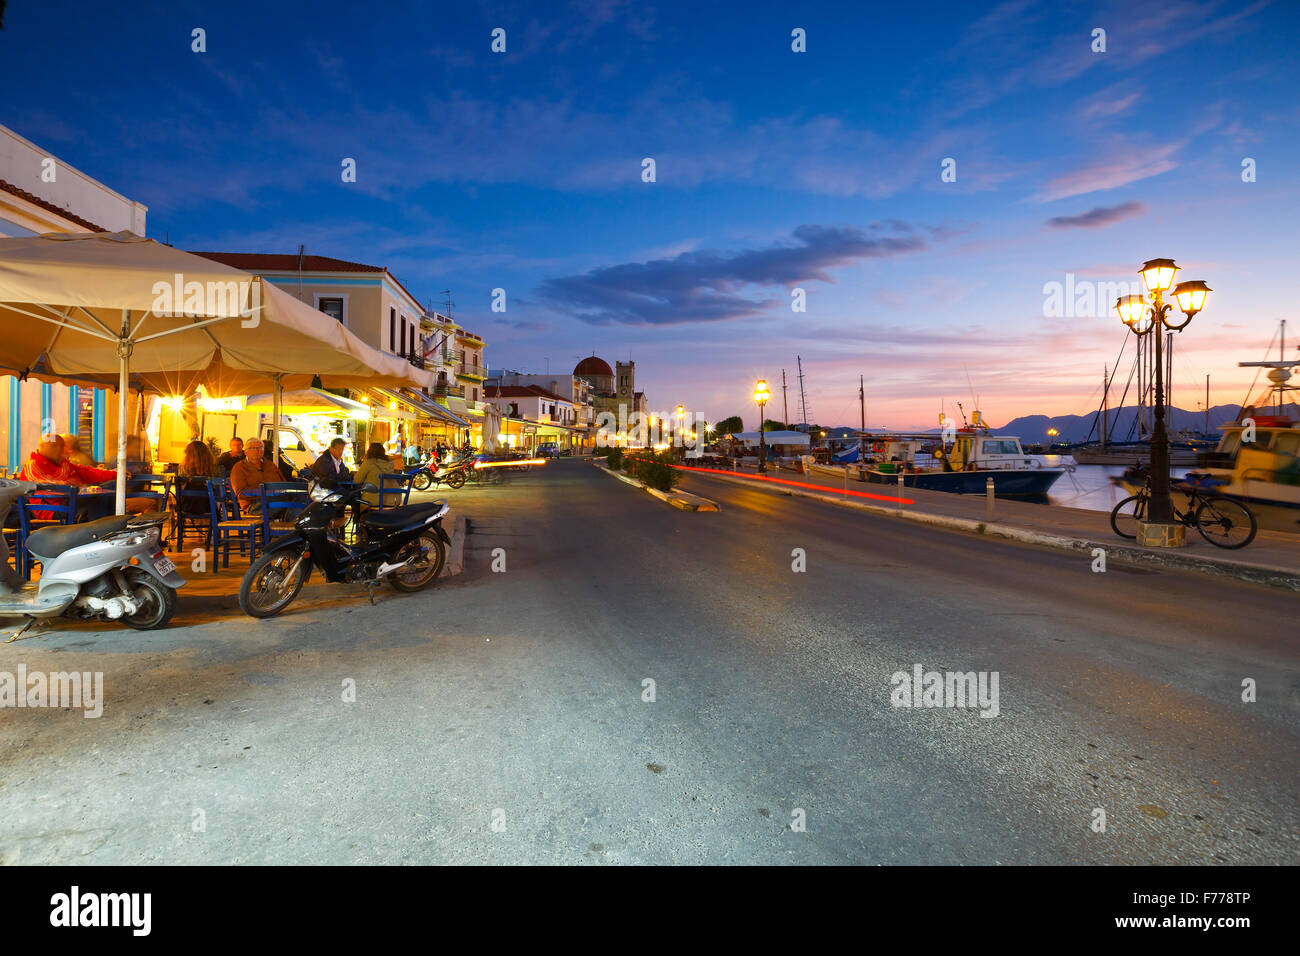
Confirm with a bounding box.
[753,379,771,473]
[1115,257,1212,543]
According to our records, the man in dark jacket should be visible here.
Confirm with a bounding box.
[216,437,245,475]
[311,438,353,481]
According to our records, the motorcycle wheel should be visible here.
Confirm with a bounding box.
[412,471,432,491]
[119,568,178,630]
[388,531,447,591]
[239,548,309,618]
[446,471,466,489]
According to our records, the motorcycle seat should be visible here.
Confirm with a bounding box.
[26,515,133,560]
[361,500,447,529]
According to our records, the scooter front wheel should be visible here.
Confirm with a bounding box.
[445,471,466,489]
[240,548,309,618]
[120,568,178,630]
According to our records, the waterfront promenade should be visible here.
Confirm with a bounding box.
[676,460,1300,589]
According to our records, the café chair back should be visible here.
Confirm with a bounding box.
[206,478,262,572]
[16,484,78,580]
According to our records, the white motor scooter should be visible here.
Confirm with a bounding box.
[0,478,185,640]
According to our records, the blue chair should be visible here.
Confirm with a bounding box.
[377,472,414,511]
[255,481,309,545]
[173,475,214,551]
[17,484,78,580]
[126,473,172,512]
[206,478,262,572]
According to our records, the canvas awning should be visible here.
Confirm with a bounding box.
[0,231,432,511]
[374,387,472,428]
[244,388,369,416]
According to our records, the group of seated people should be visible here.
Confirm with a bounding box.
[12,431,434,527]
[17,434,158,521]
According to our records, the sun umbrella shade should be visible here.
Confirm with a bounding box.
[0,232,430,391]
[244,388,370,416]
[0,231,431,511]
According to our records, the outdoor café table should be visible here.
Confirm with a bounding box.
[76,485,116,523]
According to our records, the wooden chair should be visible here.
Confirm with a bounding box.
[16,484,78,580]
[173,475,214,551]
[206,478,262,572]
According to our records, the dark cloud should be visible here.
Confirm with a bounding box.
[1045,201,1147,230]
[538,223,928,325]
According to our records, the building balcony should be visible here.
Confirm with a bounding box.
[455,329,484,344]
[407,354,425,369]
[434,383,465,399]
[457,363,488,380]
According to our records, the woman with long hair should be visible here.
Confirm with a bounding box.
[177,439,218,516]
[353,441,399,507]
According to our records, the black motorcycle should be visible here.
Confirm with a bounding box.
[238,481,451,618]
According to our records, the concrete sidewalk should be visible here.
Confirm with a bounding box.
[678,460,1300,590]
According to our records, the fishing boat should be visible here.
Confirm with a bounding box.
[856,414,1076,498]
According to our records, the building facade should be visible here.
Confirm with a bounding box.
[190,252,489,446]
[0,123,148,475]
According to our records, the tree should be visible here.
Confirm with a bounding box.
[715,415,744,435]
[763,419,787,431]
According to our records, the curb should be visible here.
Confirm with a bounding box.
[445,514,467,577]
[688,471,1300,591]
[595,462,720,513]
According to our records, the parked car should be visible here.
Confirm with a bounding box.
[536,442,560,458]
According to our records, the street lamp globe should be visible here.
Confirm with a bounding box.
[1115,294,1150,331]
[1172,280,1211,317]
[753,380,770,406]
[1140,258,1179,294]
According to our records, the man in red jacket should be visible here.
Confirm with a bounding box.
[18,435,151,519]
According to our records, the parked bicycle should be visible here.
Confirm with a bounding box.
[1110,471,1257,549]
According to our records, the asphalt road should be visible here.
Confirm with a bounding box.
[0,458,1295,864]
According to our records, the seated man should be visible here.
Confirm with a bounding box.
[311,438,354,482]
[18,435,153,520]
[216,437,245,475]
[228,438,284,515]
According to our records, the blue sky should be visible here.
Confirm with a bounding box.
[3,0,1298,428]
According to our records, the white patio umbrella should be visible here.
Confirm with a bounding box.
[481,403,502,454]
[0,231,431,513]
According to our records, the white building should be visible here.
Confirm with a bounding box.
[0,124,148,474]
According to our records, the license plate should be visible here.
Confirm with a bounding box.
[153,556,177,576]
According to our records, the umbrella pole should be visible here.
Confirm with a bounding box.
[115,310,130,516]
[273,373,282,462]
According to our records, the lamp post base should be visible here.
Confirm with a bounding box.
[1136,521,1187,548]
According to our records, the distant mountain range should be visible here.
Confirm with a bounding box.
[997,403,1243,444]
[817,403,1249,444]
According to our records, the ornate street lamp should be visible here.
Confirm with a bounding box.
[1115,259,1211,544]
[753,379,771,473]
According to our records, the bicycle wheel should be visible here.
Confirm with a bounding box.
[1110,494,1146,539]
[1195,496,1257,549]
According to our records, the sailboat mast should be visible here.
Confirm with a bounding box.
[1281,320,1288,414]
[1102,364,1109,447]
[1205,374,1210,437]
[797,356,808,426]
[781,369,789,428]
